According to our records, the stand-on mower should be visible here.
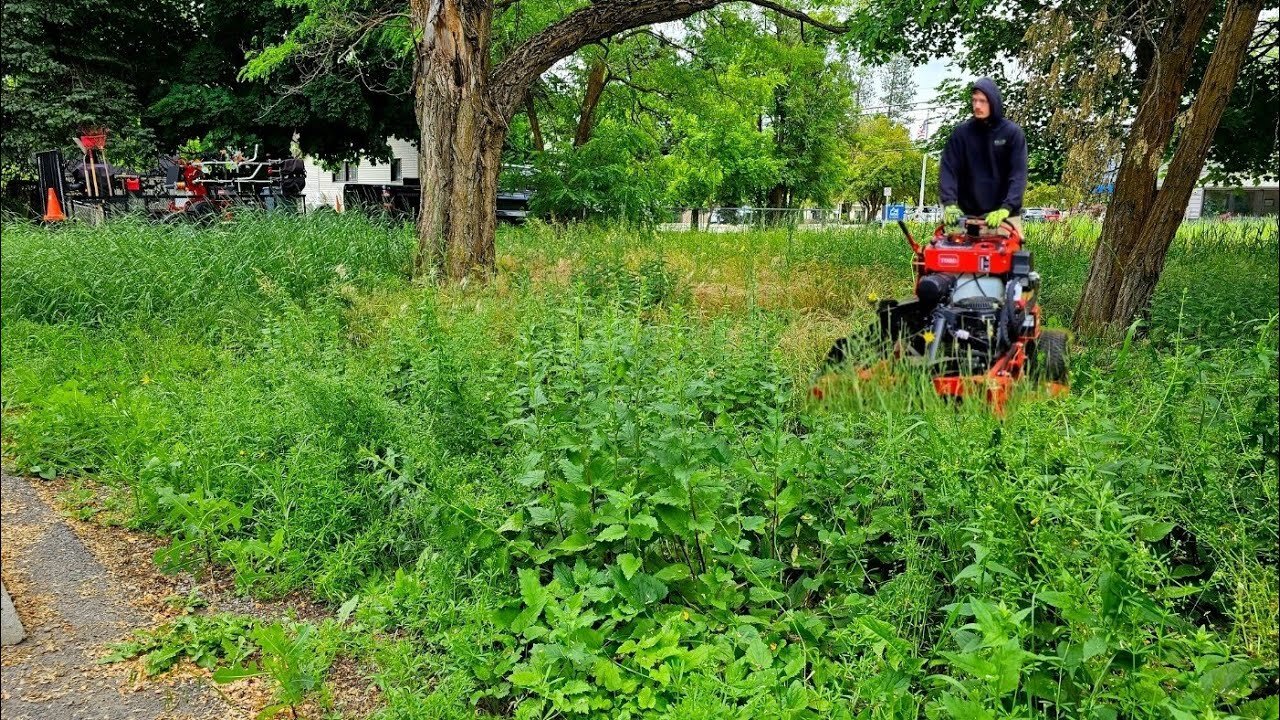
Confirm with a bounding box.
[811,218,1068,414]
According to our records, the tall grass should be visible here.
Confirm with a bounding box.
[2,213,1276,718]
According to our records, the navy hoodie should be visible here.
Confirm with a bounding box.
[939,78,1028,216]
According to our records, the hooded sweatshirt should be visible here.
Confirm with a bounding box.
[939,78,1028,216]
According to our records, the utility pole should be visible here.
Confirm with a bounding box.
[917,113,930,218]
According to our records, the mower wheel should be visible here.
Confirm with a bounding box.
[1032,330,1069,383]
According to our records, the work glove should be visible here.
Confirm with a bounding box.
[943,205,962,224]
[985,208,1011,228]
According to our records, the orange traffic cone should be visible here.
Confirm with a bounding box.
[43,188,66,222]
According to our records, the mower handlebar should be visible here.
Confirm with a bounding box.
[896,220,922,254]
[935,216,1023,243]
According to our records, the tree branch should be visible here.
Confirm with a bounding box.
[488,0,848,121]
[490,0,722,121]
[745,0,848,34]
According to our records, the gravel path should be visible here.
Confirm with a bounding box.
[1,473,232,719]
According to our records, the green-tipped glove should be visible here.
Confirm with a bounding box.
[943,205,962,224]
[985,208,1011,228]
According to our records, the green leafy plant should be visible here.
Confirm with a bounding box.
[102,613,256,677]
[213,621,334,720]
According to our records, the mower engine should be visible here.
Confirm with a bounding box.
[914,222,1039,375]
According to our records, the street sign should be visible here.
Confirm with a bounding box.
[883,186,892,198]
[883,203,907,221]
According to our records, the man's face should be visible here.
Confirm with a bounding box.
[972,91,991,120]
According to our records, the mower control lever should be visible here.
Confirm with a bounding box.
[896,220,922,254]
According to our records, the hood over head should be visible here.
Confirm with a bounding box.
[971,77,1004,122]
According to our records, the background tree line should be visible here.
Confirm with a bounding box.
[1,0,932,218]
[3,0,1276,333]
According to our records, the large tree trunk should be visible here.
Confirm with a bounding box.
[1105,0,1264,325]
[1072,0,1215,334]
[412,0,506,281]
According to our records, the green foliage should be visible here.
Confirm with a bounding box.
[214,622,335,719]
[4,214,1277,718]
[847,0,1277,190]
[1024,183,1072,209]
[151,486,251,573]
[530,119,669,224]
[0,0,186,177]
[104,612,337,719]
[103,613,257,676]
[845,115,927,216]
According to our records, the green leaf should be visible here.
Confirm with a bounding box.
[1157,584,1203,599]
[1199,660,1253,696]
[613,567,668,608]
[1082,635,1108,660]
[628,514,659,540]
[509,665,542,687]
[1138,521,1176,542]
[617,553,642,580]
[653,564,691,582]
[638,685,656,709]
[593,657,626,691]
[212,662,262,683]
[558,458,584,484]
[655,506,691,533]
[858,616,912,658]
[1235,696,1279,720]
[991,638,1025,694]
[527,505,555,527]
[336,595,359,623]
[497,511,525,534]
[940,650,998,681]
[745,638,772,669]
[749,586,786,603]
[938,693,996,720]
[1036,591,1074,608]
[1099,571,1125,619]
[518,568,549,609]
[515,469,545,487]
[596,524,627,542]
[557,533,596,553]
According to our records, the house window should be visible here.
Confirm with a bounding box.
[332,162,359,182]
[390,158,402,182]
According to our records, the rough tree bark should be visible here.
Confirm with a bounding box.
[1073,0,1264,334]
[574,56,610,147]
[526,94,544,152]
[412,0,503,280]
[409,0,847,280]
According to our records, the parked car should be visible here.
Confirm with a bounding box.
[1023,207,1046,222]
[1044,207,1062,222]
[913,206,942,223]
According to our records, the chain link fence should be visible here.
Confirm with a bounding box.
[658,206,942,231]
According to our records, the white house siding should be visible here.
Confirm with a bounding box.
[302,137,420,211]
[1185,187,1205,220]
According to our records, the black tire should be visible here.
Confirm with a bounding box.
[1031,329,1069,383]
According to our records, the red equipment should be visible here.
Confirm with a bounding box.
[31,130,307,224]
[813,219,1069,414]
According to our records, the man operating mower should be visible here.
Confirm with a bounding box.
[940,78,1028,234]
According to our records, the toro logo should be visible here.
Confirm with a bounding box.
[937,254,960,268]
